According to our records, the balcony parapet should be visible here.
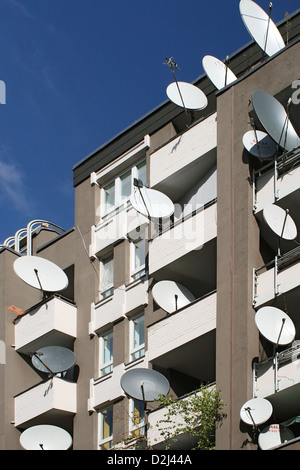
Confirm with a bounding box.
[14,294,77,355]
[14,377,76,428]
[148,291,216,363]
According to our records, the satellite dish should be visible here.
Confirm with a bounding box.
[240,397,273,426]
[20,424,72,450]
[255,306,296,346]
[258,424,294,450]
[152,280,196,314]
[202,55,237,90]
[130,186,174,220]
[239,0,285,57]
[252,90,300,152]
[263,204,297,240]
[120,368,170,402]
[31,346,77,375]
[166,81,208,111]
[242,130,277,159]
[13,255,69,293]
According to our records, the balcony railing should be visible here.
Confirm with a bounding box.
[253,247,300,307]
[254,343,300,398]
[252,147,300,213]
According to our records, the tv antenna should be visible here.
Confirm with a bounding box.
[164,57,208,117]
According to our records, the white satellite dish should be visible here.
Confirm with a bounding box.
[263,204,297,240]
[255,306,296,346]
[252,90,300,152]
[258,424,294,450]
[239,0,285,57]
[240,397,273,426]
[242,130,277,158]
[152,280,196,314]
[202,55,237,90]
[120,368,170,402]
[130,186,174,220]
[13,255,69,292]
[166,81,208,111]
[20,424,72,450]
[31,346,77,375]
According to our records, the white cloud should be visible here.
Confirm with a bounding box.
[0,157,33,214]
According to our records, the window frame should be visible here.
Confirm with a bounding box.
[130,237,146,281]
[129,312,145,362]
[129,398,146,438]
[99,253,114,300]
[98,406,113,450]
[99,329,113,377]
[101,159,146,221]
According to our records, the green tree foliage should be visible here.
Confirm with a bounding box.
[156,385,227,450]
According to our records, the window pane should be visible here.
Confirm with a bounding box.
[134,239,146,270]
[120,170,131,200]
[103,331,113,364]
[100,255,114,296]
[137,161,146,185]
[103,182,115,213]
[103,408,113,439]
[133,314,144,349]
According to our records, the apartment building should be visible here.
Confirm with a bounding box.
[0,6,300,451]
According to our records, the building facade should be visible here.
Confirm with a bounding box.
[1,8,300,451]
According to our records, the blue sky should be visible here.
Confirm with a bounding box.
[0,0,299,243]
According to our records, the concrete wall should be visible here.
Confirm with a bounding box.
[216,40,300,450]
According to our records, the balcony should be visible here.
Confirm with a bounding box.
[14,377,76,428]
[253,344,300,423]
[253,148,300,214]
[147,385,215,449]
[253,248,300,307]
[148,292,216,385]
[89,278,148,333]
[14,295,77,355]
[150,113,217,200]
[149,201,217,276]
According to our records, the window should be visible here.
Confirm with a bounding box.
[101,160,146,220]
[100,254,114,300]
[129,398,146,438]
[99,330,113,377]
[130,312,145,361]
[99,406,113,450]
[131,238,146,281]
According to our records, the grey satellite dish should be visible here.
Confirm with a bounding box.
[120,368,170,402]
[255,306,296,346]
[20,424,72,450]
[202,55,237,90]
[130,186,174,220]
[31,346,77,375]
[152,280,196,314]
[13,255,69,293]
[263,204,297,241]
[240,397,273,426]
[239,0,285,57]
[252,90,300,152]
[258,424,294,450]
[166,81,208,111]
[242,130,277,159]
